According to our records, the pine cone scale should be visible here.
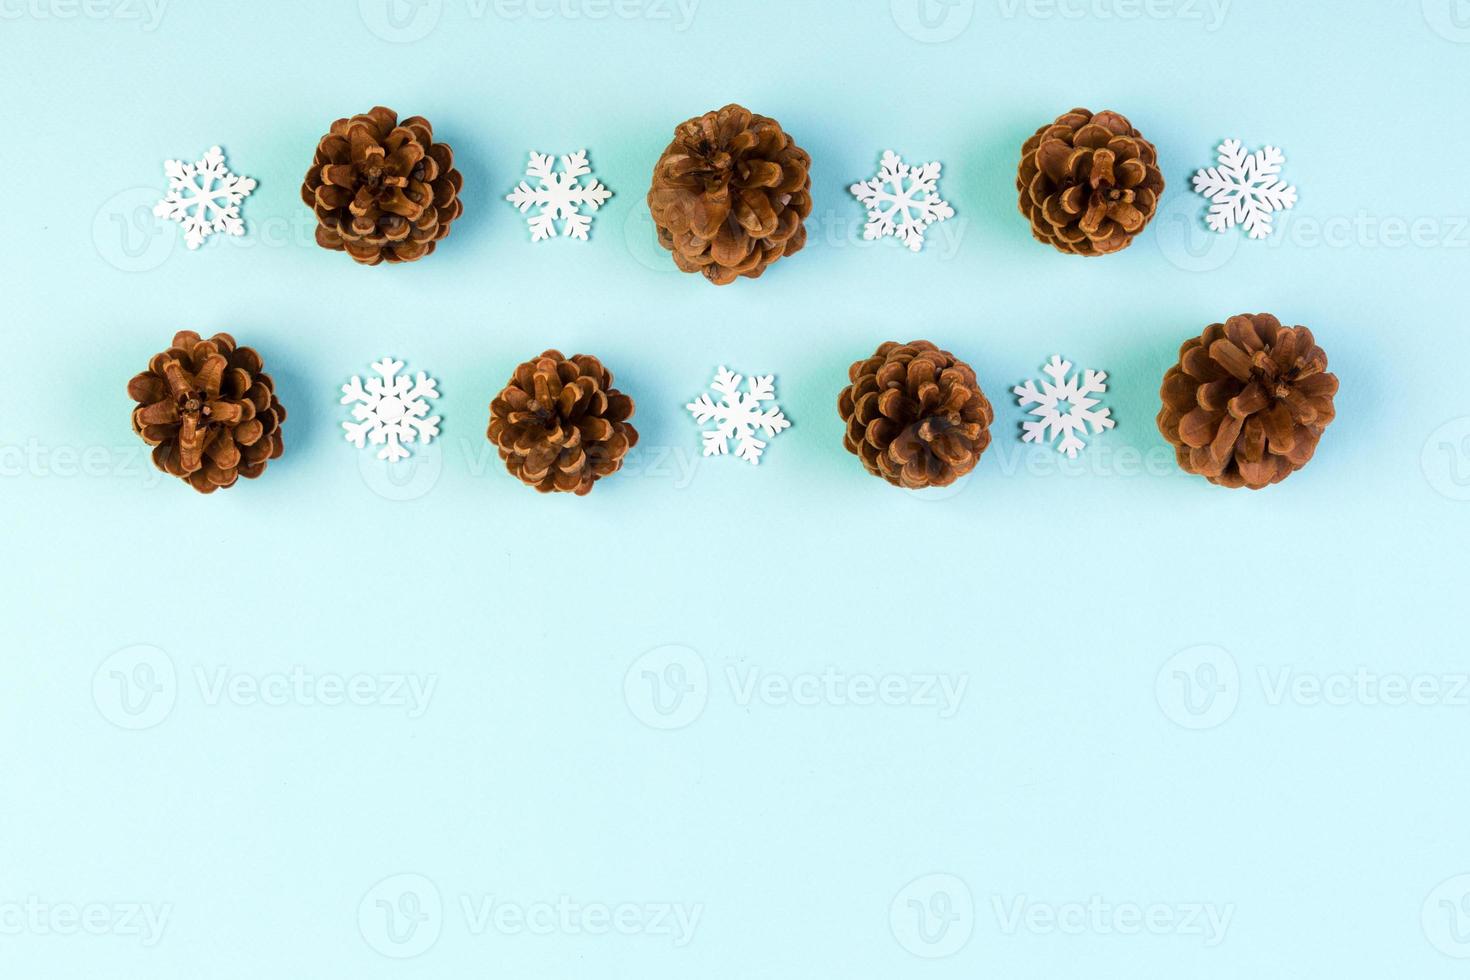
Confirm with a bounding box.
[205,400,244,425]
[134,398,176,426]
[1208,339,1254,381]
[1177,409,1216,448]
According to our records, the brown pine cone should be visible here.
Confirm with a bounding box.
[1017,108,1164,256]
[301,106,464,265]
[1158,314,1339,489]
[488,351,638,495]
[647,104,812,285]
[838,341,994,489]
[127,331,286,494]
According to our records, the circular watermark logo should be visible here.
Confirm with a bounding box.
[1422,418,1470,502]
[1155,644,1239,730]
[1423,0,1470,42]
[1423,874,1470,958]
[93,645,178,730]
[890,873,974,958]
[358,441,444,501]
[1153,190,1238,273]
[623,205,680,275]
[359,0,442,42]
[93,187,174,273]
[890,0,974,42]
[358,873,442,958]
[624,645,708,730]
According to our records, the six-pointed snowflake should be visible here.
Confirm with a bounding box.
[849,150,955,253]
[1014,356,1115,459]
[505,149,613,242]
[1192,139,1298,240]
[153,146,256,250]
[341,358,442,462]
[686,367,791,465]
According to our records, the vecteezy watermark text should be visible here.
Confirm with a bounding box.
[1158,202,1470,273]
[0,0,165,29]
[0,440,164,485]
[358,874,701,959]
[996,0,1228,30]
[359,0,698,43]
[1157,644,1470,730]
[0,898,171,947]
[991,894,1234,946]
[193,666,437,715]
[625,646,970,730]
[93,646,437,730]
[1258,666,1470,708]
[460,895,701,945]
[725,665,968,716]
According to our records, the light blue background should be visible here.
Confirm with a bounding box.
[4,0,1470,976]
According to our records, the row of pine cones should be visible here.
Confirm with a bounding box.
[298,103,811,276]
[299,104,1164,272]
[128,340,638,496]
[128,318,1338,495]
[840,320,1338,492]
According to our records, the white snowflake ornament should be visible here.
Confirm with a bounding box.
[341,358,442,463]
[505,149,612,241]
[849,150,955,253]
[1014,356,1115,459]
[686,367,791,465]
[153,146,256,250]
[1192,139,1298,240]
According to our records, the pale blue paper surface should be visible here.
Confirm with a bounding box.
[4,1,1470,976]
